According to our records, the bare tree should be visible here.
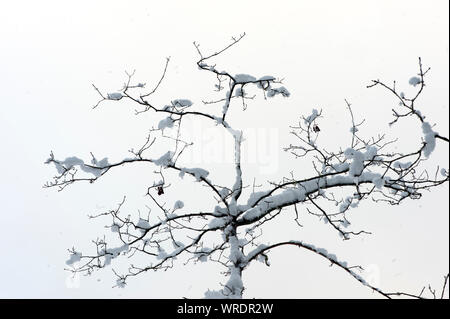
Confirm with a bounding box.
[45,34,449,299]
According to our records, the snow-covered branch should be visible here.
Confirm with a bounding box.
[47,37,448,299]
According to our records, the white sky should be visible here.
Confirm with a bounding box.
[0,0,448,298]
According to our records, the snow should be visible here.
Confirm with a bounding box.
[245,190,271,207]
[256,77,273,89]
[344,146,377,177]
[422,122,436,158]
[213,205,228,217]
[136,218,150,233]
[158,117,174,130]
[172,99,193,107]
[181,167,210,181]
[229,130,243,204]
[256,254,266,264]
[238,238,248,247]
[107,92,123,100]
[204,289,224,299]
[364,146,378,160]
[154,151,174,167]
[196,247,212,262]
[66,251,81,265]
[208,217,230,228]
[267,86,290,98]
[299,179,323,194]
[103,244,129,266]
[241,206,262,221]
[409,76,421,87]
[172,241,185,250]
[219,188,230,199]
[340,220,350,228]
[241,188,307,222]
[154,180,164,187]
[111,223,120,233]
[239,166,394,224]
[50,156,81,174]
[259,75,275,81]
[222,90,232,114]
[332,162,350,172]
[47,155,109,177]
[225,267,244,297]
[155,242,186,261]
[235,87,244,97]
[95,157,110,167]
[344,149,365,177]
[339,197,352,213]
[228,236,244,264]
[173,200,184,210]
[394,161,412,170]
[156,247,168,260]
[116,278,126,288]
[299,242,349,266]
[213,116,224,126]
[199,247,212,253]
[62,156,84,167]
[107,244,129,257]
[234,74,256,83]
[372,175,385,189]
[305,109,319,124]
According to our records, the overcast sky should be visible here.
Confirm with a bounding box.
[0,0,448,298]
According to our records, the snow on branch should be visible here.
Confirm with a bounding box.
[244,241,448,299]
[47,37,448,299]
